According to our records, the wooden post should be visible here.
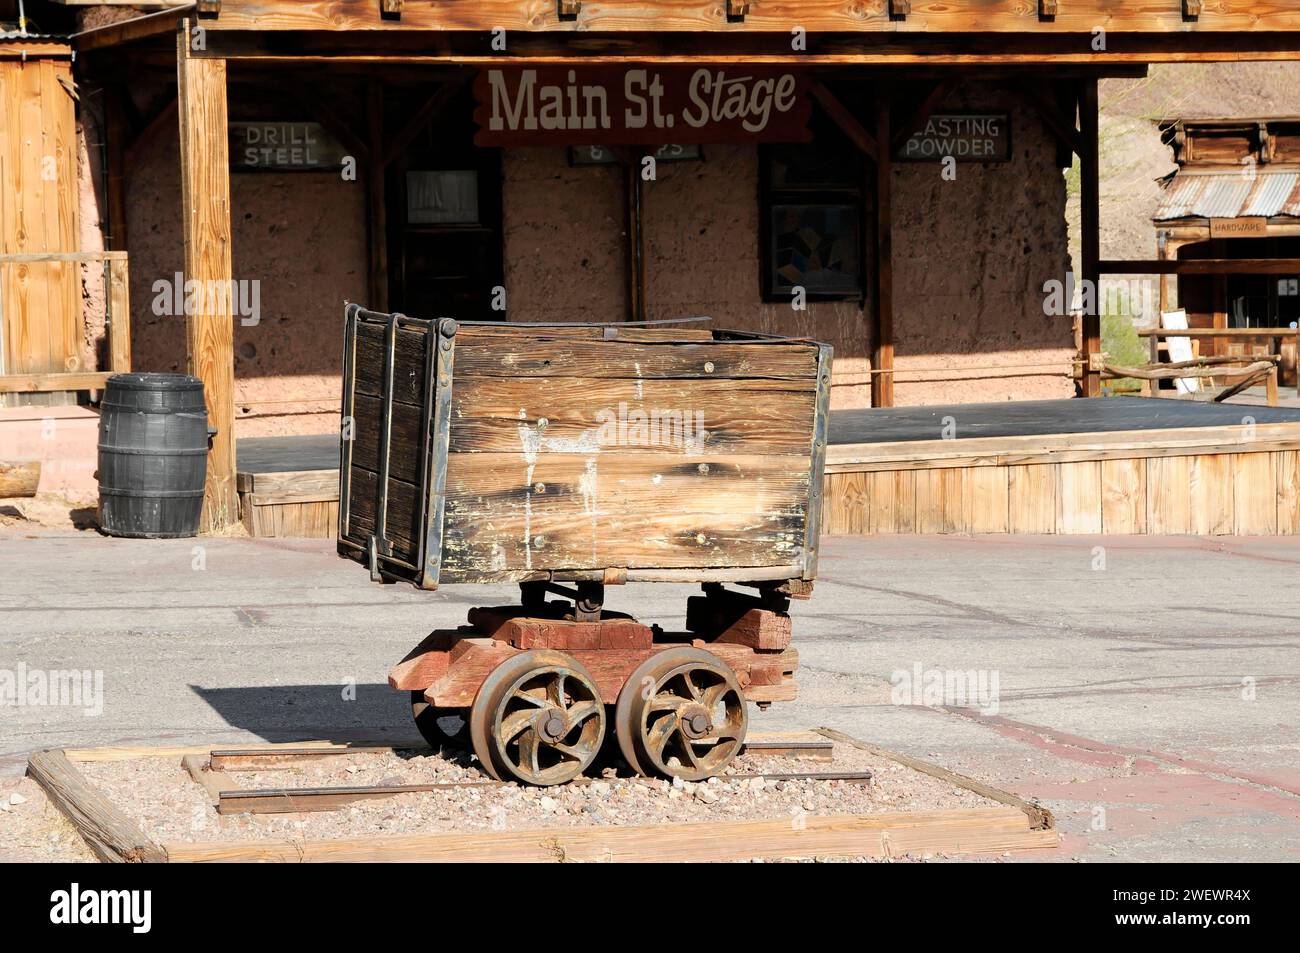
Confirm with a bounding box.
[873,94,894,408]
[1078,79,1102,398]
[367,78,389,312]
[107,256,131,373]
[104,87,130,252]
[623,149,646,323]
[177,20,237,532]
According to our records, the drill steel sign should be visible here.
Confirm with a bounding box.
[473,65,812,146]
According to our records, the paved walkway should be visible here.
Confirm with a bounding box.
[2,531,1297,861]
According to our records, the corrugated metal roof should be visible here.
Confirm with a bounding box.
[1154,170,1300,221]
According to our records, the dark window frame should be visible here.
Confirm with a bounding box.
[759,126,870,305]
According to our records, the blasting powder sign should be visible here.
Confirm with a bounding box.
[473,66,812,146]
[897,114,1011,162]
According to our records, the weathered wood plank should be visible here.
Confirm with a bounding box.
[1100,457,1146,534]
[453,337,818,380]
[354,320,428,405]
[827,421,1300,471]
[164,808,1057,863]
[1232,452,1277,535]
[449,376,815,454]
[441,507,806,576]
[1189,453,1233,536]
[1057,460,1102,534]
[201,0,1300,34]
[1278,451,1300,535]
[178,26,237,531]
[963,465,1008,533]
[823,471,867,534]
[1008,465,1055,533]
[1146,455,1193,535]
[444,452,810,517]
[27,750,167,863]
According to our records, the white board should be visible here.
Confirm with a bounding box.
[1160,309,1198,394]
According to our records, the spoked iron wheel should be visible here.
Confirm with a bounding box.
[615,647,748,782]
[469,650,606,786]
[410,691,470,751]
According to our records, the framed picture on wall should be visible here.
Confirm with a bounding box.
[768,203,862,297]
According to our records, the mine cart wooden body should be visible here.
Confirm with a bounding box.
[338,305,831,786]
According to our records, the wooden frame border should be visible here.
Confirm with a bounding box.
[32,730,1058,863]
[826,421,1300,472]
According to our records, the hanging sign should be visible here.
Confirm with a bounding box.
[230,122,348,171]
[896,113,1011,162]
[473,65,812,147]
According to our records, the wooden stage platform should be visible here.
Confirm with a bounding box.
[237,435,339,538]
[236,398,1300,539]
[826,397,1300,536]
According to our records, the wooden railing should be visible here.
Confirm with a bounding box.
[1135,326,1296,402]
[0,251,130,394]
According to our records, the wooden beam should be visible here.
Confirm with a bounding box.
[891,78,959,153]
[1078,79,1101,398]
[1027,85,1084,158]
[623,149,646,323]
[176,29,1300,66]
[26,750,166,864]
[1137,326,1300,338]
[108,256,132,373]
[0,460,41,498]
[104,87,131,251]
[808,80,877,160]
[148,2,1300,34]
[163,808,1055,862]
[177,19,238,531]
[873,92,894,409]
[366,77,388,311]
[1101,258,1300,275]
[124,98,177,174]
[382,75,467,168]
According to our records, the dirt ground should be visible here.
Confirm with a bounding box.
[9,735,1027,862]
[0,776,97,863]
[0,494,99,536]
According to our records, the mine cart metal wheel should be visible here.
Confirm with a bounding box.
[615,647,748,782]
[469,650,606,786]
[409,692,470,751]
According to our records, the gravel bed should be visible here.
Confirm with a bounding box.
[77,736,1004,850]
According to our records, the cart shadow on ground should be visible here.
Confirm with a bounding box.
[188,682,425,748]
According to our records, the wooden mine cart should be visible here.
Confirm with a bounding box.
[338,305,831,785]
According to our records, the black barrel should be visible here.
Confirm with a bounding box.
[98,373,210,538]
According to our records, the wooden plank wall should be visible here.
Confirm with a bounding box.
[440,328,820,580]
[0,57,79,403]
[824,444,1300,536]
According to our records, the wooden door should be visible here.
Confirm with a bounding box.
[0,57,79,404]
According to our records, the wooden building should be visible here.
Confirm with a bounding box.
[1152,116,1300,385]
[2,2,1300,533]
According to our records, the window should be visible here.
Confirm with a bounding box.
[386,84,503,322]
[760,122,867,302]
[1225,237,1300,329]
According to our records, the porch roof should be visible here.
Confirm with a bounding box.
[1154,170,1300,222]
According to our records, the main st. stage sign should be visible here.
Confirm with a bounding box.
[473,65,812,146]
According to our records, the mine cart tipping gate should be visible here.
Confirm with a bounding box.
[339,305,831,786]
